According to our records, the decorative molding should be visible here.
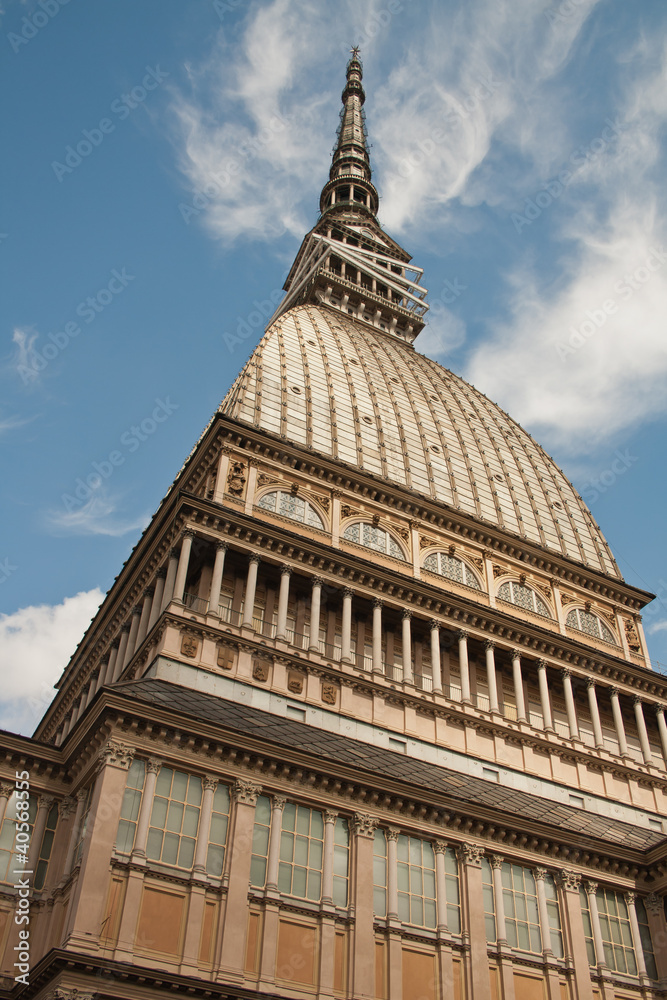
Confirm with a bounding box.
[146,757,162,774]
[490,855,504,870]
[180,633,199,658]
[644,892,663,915]
[556,870,582,892]
[456,843,483,867]
[97,739,135,771]
[324,809,338,824]
[352,813,379,838]
[287,672,305,694]
[0,782,13,799]
[434,840,448,855]
[59,796,75,819]
[584,880,598,894]
[322,681,338,705]
[386,826,400,842]
[227,460,246,496]
[232,779,262,805]
[273,795,287,810]
[534,866,548,880]
[202,775,218,792]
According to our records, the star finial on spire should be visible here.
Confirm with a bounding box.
[350,45,360,59]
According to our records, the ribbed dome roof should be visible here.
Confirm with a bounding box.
[221,304,619,578]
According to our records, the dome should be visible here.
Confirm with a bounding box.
[221,303,619,579]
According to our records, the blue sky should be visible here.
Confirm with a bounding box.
[2,0,667,733]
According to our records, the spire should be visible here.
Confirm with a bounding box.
[319,49,379,221]
[273,53,429,343]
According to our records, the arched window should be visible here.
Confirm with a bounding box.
[258,490,324,530]
[566,608,617,645]
[497,581,552,618]
[423,552,482,590]
[343,521,406,560]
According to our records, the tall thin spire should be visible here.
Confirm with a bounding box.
[319,50,379,221]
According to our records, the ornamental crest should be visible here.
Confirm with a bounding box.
[180,633,198,658]
[227,461,246,497]
[322,682,338,705]
[287,672,304,694]
[253,658,271,682]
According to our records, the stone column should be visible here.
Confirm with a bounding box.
[402,610,414,686]
[172,530,195,605]
[585,881,607,971]
[213,446,231,504]
[609,687,629,757]
[556,872,595,1000]
[341,588,353,663]
[644,893,667,980]
[131,758,161,860]
[136,587,154,646]
[192,776,218,875]
[537,660,555,733]
[266,795,286,892]
[125,605,142,663]
[244,460,258,516]
[217,779,263,981]
[562,669,580,741]
[534,867,553,956]
[0,782,13,829]
[322,809,337,905]
[551,579,566,634]
[386,827,399,920]
[633,697,653,765]
[370,598,384,675]
[655,707,667,768]
[624,892,648,981]
[458,631,472,705]
[309,576,323,652]
[147,569,166,631]
[457,844,492,1000]
[331,491,341,548]
[434,841,449,932]
[587,679,605,749]
[161,548,179,611]
[242,554,261,627]
[112,624,131,682]
[491,855,508,944]
[27,795,54,872]
[208,542,228,616]
[62,788,89,882]
[512,650,527,722]
[430,622,442,695]
[100,642,118,687]
[351,813,379,1000]
[276,566,292,640]
[483,550,495,608]
[484,641,500,714]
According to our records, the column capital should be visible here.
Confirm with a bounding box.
[146,757,162,775]
[37,794,55,811]
[132,605,142,617]
[536,658,547,670]
[632,694,643,707]
[156,567,168,579]
[0,782,14,799]
[143,586,154,598]
[624,891,636,904]
[457,629,468,641]
[215,540,228,552]
[386,826,400,842]
[555,869,581,892]
[586,676,596,689]
[232,778,262,805]
[561,667,572,679]
[111,637,120,649]
[76,787,90,803]
[96,739,135,771]
[484,639,495,650]
[248,553,261,566]
[273,795,287,810]
[609,686,619,697]
[645,892,663,914]
[654,704,666,717]
[584,880,598,894]
[429,619,440,631]
[433,840,449,855]
[342,586,354,598]
[373,597,384,609]
[534,866,548,881]
[352,813,378,838]
[324,809,338,824]
[59,796,76,819]
[169,546,179,558]
[490,854,505,870]
[202,775,219,792]
[402,608,412,620]
[511,648,521,659]
[311,575,324,587]
[280,564,293,577]
[182,528,196,540]
[456,843,483,867]
[120,622,131,634]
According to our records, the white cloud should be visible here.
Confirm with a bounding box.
[45,489,150,538]
[0,589,103,736]
[649,620,667,635]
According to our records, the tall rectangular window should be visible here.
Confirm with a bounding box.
[596,888,636,975]
[0,793,36,884]
[333,817,349,906]
[249,794,272,888]
[481,857,497,942]
[543,874,564,958]
[206,783,231,877]
[397,835,436,929]
[146,768,202,869]
[636,898,657,980]
[502,863,542,953]
[278,803,324,901]
[373,829,387,917]
[34,801,59,890]
[115,759,146,854]
[579,886,597,966]
[442,845,461,933]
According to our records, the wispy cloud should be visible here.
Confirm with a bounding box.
[45,489,150,537]
[0,588,104,736]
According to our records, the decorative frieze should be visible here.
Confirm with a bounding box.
[353,813,379,838]
[232,779,263,805]
[456,843,484,867]
[97,739,135,771]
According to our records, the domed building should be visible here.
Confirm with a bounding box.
[0,53,666,1000]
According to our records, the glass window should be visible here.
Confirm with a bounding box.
[397,835,437,929]
[636,898,658,980]
[278,803,324,902]
[596,888,636,975]
[373,829,387,917]
[566,608,617,644]
[502,863,542,953]
[115,759,146,854]
[206,783,231,877]
[498,581,551,618]
[543,874,564,958]
[343,521,406,560]
[333,817,350,907]
[481,857,497,943]
[250,795,272,888]
[258,490,324,529]
[34,801,59,891]
[579,886,597,966]
[423,552,481,590]
[442,845,461,933]
[0,792,36,884]
[146,768,202,869]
